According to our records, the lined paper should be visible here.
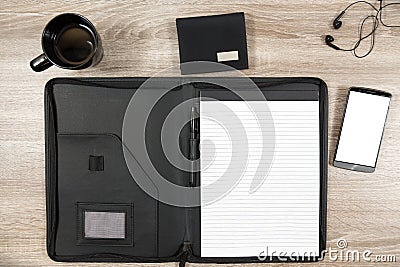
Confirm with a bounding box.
[200,101,320,257]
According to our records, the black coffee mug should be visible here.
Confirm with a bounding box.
[30,13,103,72]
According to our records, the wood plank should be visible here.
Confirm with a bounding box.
[0,0,399,266]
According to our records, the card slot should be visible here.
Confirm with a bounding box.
[76,202,134,246]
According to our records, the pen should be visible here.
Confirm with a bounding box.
[189,106,199,187]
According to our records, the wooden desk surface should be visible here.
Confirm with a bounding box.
[1,0,399,266]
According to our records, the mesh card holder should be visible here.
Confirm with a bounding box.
[84,211,125,239]
[77,203,134,246]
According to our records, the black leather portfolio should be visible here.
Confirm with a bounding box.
[45,77,328,264]
[176,12,249,74]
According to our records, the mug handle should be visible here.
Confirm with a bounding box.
[30,54,53,72]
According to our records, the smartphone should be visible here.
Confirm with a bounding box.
[333,87,392,172]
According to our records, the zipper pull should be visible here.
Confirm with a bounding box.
[179,241,192,267]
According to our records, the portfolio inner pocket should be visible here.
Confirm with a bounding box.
[55,133,158,257]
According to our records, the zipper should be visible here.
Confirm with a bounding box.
[178,241,192,267]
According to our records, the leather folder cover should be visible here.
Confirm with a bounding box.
[45,77,328,264]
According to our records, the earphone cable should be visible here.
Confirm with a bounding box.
[331,0,400,58]
[379,1,400,28]
[344,0,379,12]
[335,1,379,57]
[353,14,378,58]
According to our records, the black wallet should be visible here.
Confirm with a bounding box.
[45,77,328,264]
[176,12,249,74]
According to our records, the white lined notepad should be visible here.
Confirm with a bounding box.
[200,101,320,257]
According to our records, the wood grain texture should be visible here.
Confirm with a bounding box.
[0,0,399,266]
